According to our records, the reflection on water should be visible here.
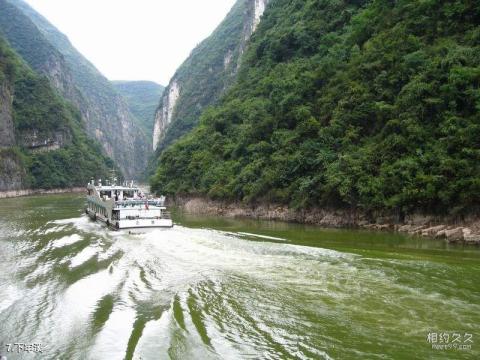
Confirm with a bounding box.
[0,194,479,359]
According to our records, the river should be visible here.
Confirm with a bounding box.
[0,194,479,359]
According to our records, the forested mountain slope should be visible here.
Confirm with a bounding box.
[151,0,269,153]
[0,0,149,179]
[113,80,164,143]
[0,35,114,191]
[152,0,480,216]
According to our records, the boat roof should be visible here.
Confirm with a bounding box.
[94,185,140,191]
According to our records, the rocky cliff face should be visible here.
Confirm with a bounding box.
[0,80,14,148]
[0,0,150,179]
[0,149,26,191]
[152,0,269,152]
[253,0,267,30]
[0,79,24,191]
[153,80,179,150]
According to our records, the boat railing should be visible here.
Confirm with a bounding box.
[115,199,165,207]
[123,213,171,220]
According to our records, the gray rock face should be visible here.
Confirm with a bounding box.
[0,0,150,179]
[445,227,466,242]
[18,129,71,151]
[152,0,270,152]
[420,225,446,237]
[0,150,25,191]
[0,80,15,148]
[464,234,480,244]
[152,80,179,150]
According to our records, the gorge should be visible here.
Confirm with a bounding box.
[1,1,480,359]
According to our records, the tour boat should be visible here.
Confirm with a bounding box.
[85,179,173,230]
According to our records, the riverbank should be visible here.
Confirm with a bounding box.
[0,187,85,199]
[170,196,480,245]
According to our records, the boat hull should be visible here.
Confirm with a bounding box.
[86,209,173,229]
[117,218,173,229]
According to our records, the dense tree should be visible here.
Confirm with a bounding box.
[152,0,480,216]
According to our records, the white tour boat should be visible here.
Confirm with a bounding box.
[85,179,173,230]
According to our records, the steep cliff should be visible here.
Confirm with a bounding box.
[113,81,164,144]
[152,0,480,217]
[0,35,115,191]
[0,78,14,148]
[152,0,269,153]
[0,61,24,190]
[0,0,150,178]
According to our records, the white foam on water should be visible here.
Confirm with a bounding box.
[51,234,83,249]
[90,225,355,358]
[38,267,128,355]
[88,306,137,359]
[43,224,68,235]
[52,215,107,235]
[237,231,288,241]
[51,217,80,225]
[134,309,175,359]
[0,284,22,312]
[113,226,352,303]
[69,244,101,269]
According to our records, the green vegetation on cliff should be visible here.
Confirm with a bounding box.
[113,80,164,139]
[152,0,480,216]
[0,35,115,189]
[0,0,150,179]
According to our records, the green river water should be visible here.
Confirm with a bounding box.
[0,194,479,359]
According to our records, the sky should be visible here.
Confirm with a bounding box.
[24,0,237,85]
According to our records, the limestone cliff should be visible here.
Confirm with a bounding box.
[153,80,179,150]
[0,148,26,191]
[152,0,269,152]
[0,78,24,191]
[0,80,14,148]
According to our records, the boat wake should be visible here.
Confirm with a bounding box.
[1,208,479,360]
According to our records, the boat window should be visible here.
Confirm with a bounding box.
[100,191,112,198]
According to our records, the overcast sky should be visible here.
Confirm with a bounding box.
[24,0,237,85]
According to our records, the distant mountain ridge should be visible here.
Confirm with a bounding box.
[113,80,164,144]
[0,0,150,179]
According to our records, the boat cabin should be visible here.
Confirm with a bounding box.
[85,179,172,229]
